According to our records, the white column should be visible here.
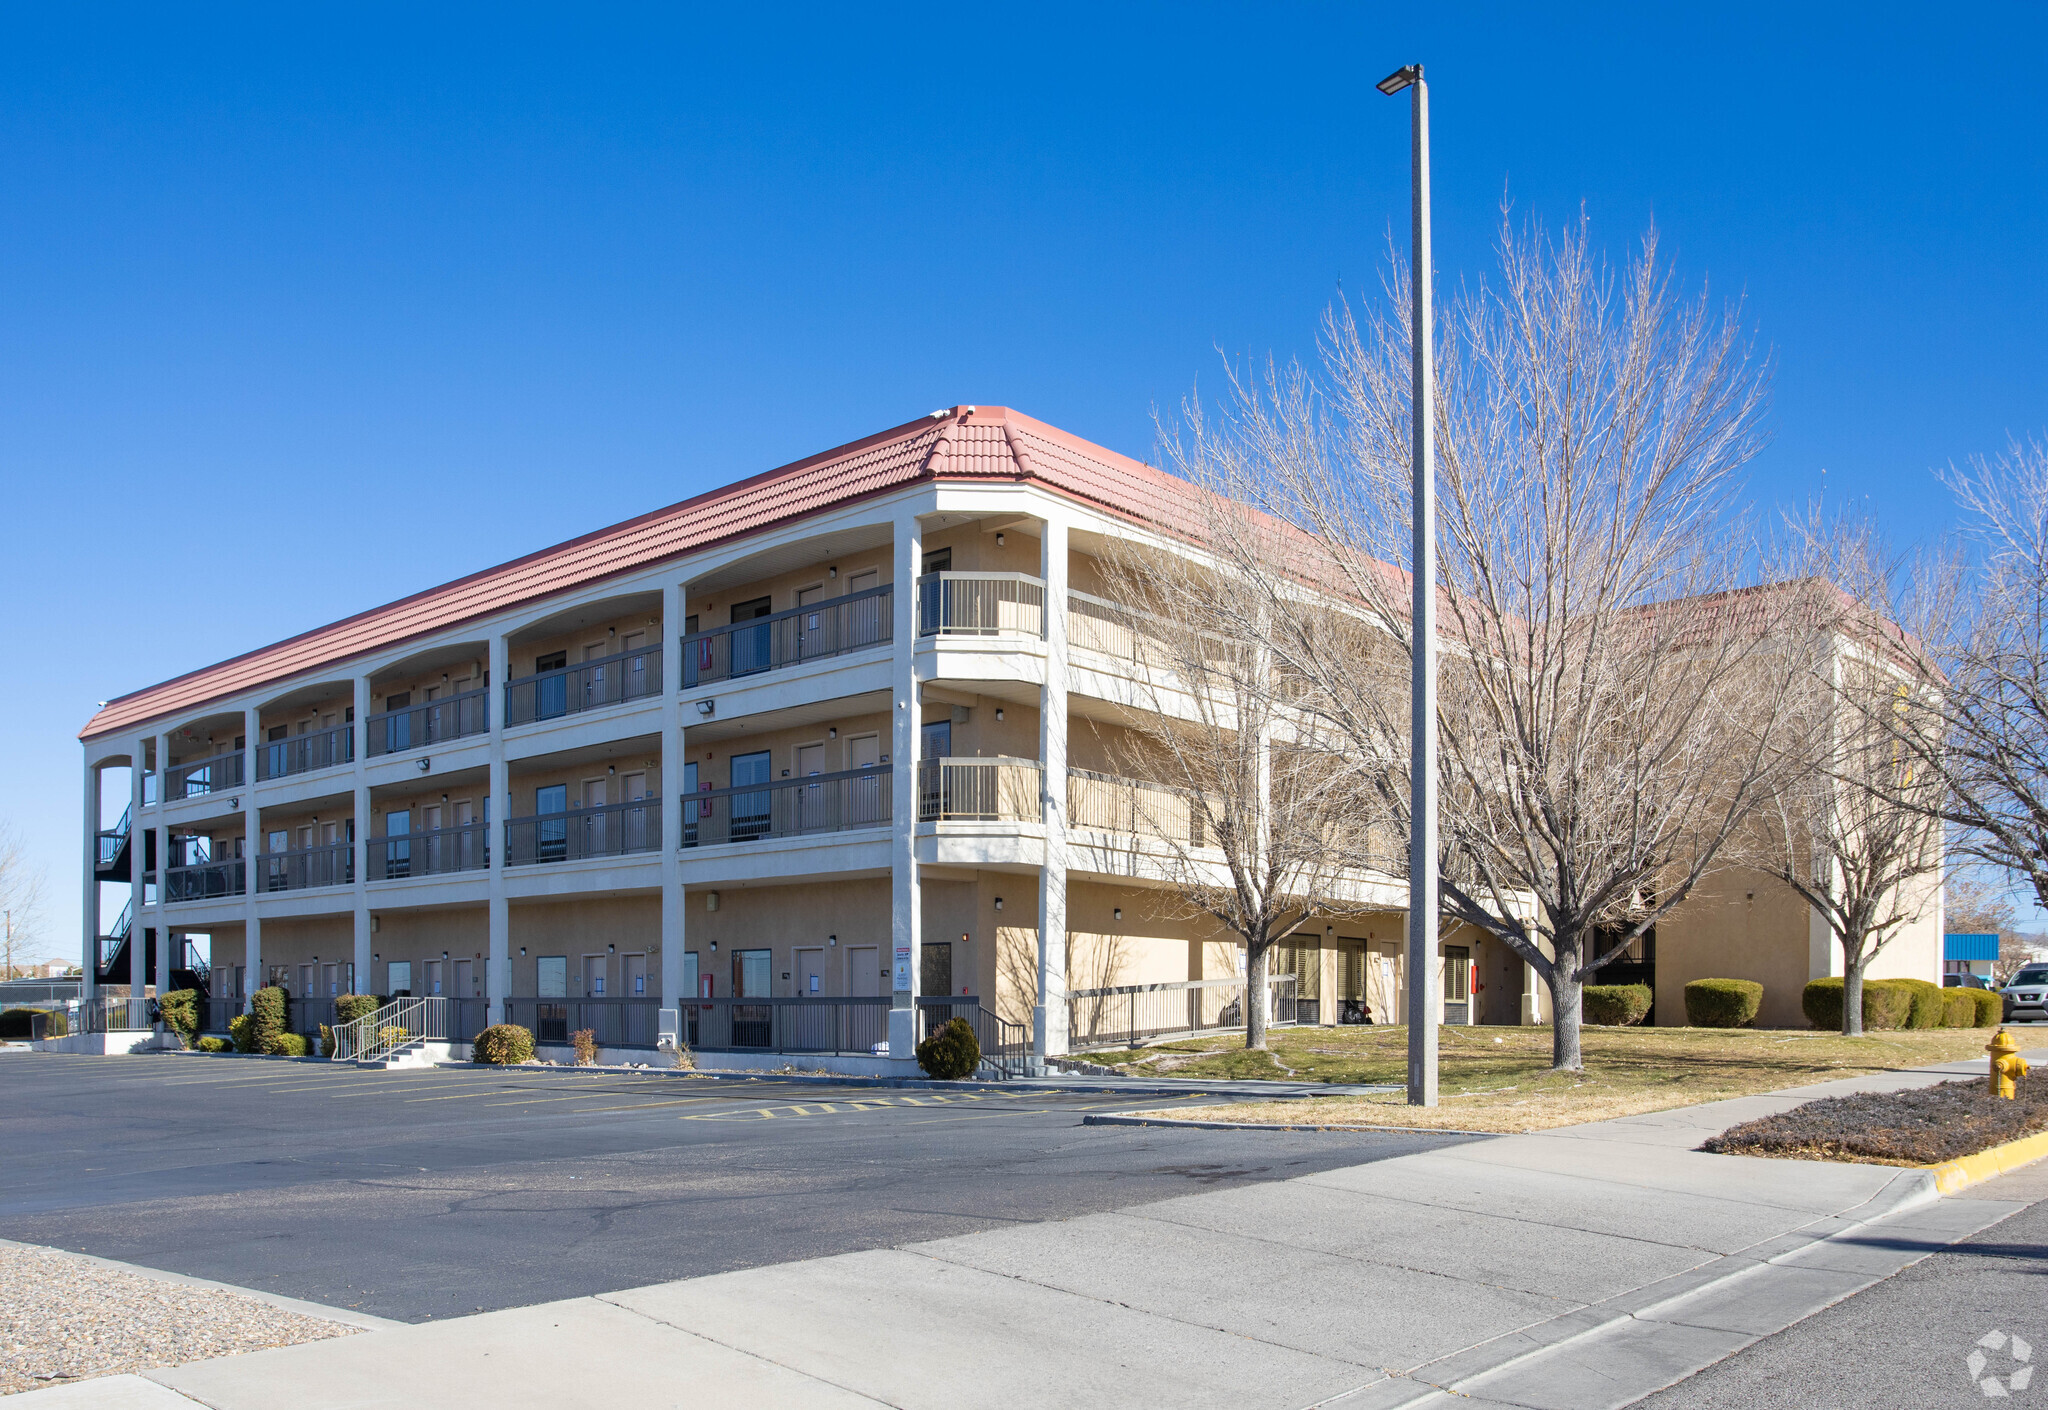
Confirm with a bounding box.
[1521,959,1541,1025]
[242,707,261,1004]
[79,756,99,1000]
[887,512,923,1065]
[1035,515,1070,1065]
[153,732,171,998]
[486,633,511,1023]
[351,674,372,994]
[659,581,686,1021]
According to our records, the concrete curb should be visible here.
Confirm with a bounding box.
[1082,1112,1495,1137]
[1927,1125,2048,1194]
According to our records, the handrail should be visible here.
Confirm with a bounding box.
[369,823,489,880]
[504,644,663,727]
[164,752,245,801]
[1066,767,1207,846]
[365,687,489,757]
[504,798,661,866]
[917,572,1046,638]
[1067,975,1299,1051]
[681,766,892,846]
[681,584,893,687]
[917,756,1044,822]
[255,724,354,781]
[333,995,449,1062]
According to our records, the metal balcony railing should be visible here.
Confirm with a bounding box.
[681,584,892,687]
[504,645,662,727]
[165,752,244,801]
[258,842,354,892]
[366,688,489,757]
[672,996,891,1055]
[917,757,1044,822]
[505,997,662,1049]
[681,767,892,847]
[256,725,354,781]
[917,572,1045,638]
[96,806,131,867]
[1066,768,1207,846]
[369,823,489,880]
[1067,975,1299,1052]
[165,858,245,902]
[80,996,156,1033]
[505,799,661,866]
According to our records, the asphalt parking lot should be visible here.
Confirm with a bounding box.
[0,1054,1460,1322]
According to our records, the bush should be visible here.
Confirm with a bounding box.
[334,994,382,1027]
[915,1016,981,1080]
[250,986,287,1054]
[229,1013,259,1053]
[157,989,201,1047]
[1942,990,1979,1028]
[572,1028,597,1066]
[0,1007,67,1040]
[273,1032,310,1057]
[1969,988,2004,1027]
[1897,978,1946,1029]
[375,1024,411,1050]
[1684,978,1763,1028]
[1583,984,1654,1027]
[473,1024,535,1065]
[196,1035,231,1053]
[1803,976,1916,1031]
[318,1023,335,1057]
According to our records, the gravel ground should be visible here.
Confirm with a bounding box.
[0,1243,355,1395]
[1702,1076,2048,1164]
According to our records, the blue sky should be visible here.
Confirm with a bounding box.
[3,4,2045,958]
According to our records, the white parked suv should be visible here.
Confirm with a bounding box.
[2003,965,2048,1023]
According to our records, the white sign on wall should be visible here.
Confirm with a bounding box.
[893,945,913,992]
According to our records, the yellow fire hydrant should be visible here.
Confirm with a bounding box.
[1987,1028,2030,1100]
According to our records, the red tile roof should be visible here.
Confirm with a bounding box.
[81,406,1191,742]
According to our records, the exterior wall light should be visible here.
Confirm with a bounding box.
[828,934,837,946]
[1114,908,1123,922]
[993,897,1003,911]
[417,757,431,772]
[697,700,715,717]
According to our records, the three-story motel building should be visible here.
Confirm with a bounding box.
[78,405,1511,1070]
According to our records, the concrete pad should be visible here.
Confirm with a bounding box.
[4,1376,208,1408]
[155,1295,880,1410]
[1414,1133,1911,1214]
[1123,1176,1711,1304]
[607,1247,1373,1410]
[1455,1316,1755,1410]
[910,1207,1567,1371]
[1291,1150,1839,1255]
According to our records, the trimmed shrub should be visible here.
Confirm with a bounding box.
[1803,976,1916,1031]
[157,989,201,1047]
[375,1024,410,1049]
[1897,978,1946,1029]
[1969,988,2003,1027]
[229,1013,259,1053]
[572,1028,597,1066]
[915,1016,981,1080]
[1942,989,1978,1028]
[318,1023,335,1058]
[1583,984,1654,1027]
[196,1035,231,1053]
[250,986,287,1054]
[1863,979,1915,1030]
[1684,978,1763,1029]
[273,1032,311,1058]
[334,994,381,1027]
[473,1024,535,1065]
[0,1007,66,1039]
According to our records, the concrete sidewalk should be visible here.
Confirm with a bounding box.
[19,1051,2043,1410]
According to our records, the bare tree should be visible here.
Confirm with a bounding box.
[1754,533,1947,1034]
[1167,215,1793,1071]
[0,824,48,980]
[1077,504,1362,1050]
[1944,867,2039,986]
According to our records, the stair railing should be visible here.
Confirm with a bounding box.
[332,996,449,1063]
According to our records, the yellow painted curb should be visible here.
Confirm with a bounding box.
[1928,1126,2048,1195]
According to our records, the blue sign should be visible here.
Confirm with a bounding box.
[1944,933,2000,963]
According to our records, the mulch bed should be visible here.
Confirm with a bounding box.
[1702,1077,2048,1166]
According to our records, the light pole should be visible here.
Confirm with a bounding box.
[1377,62,1438,1107]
